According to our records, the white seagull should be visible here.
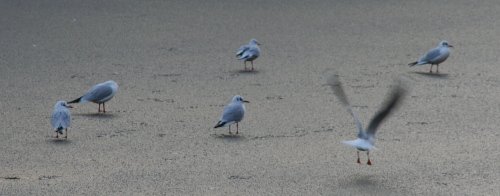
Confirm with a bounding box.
[328,75,405,165]
[214,95,249,134]
[236,39,260,70]
[51,101,72,138]
[409,41,453,73]
[68,80,118,113]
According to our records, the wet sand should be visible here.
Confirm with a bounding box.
[1,0,499,195]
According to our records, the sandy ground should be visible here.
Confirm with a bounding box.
[1,0,500,195]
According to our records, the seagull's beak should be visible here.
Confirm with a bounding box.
[449,45,454,48]
[243,100,250,103]
[67,105,73,108]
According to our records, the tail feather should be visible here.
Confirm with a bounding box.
[408,61,418,66]
[214,121,226,128]
[55,126,64,134]
[68,96,83,104]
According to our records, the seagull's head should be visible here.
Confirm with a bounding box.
[440,41,453,48]
[233,95,250,104]
[56,101,73,109]
[250,39,260,46]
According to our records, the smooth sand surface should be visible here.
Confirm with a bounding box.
[1,0,499,195]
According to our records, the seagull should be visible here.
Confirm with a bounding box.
[51,101,72,138]
[327,75,405,165]
[68,81,118,113]
[214,95,249,134]
[408,41,453,73]
[236,39,260,70]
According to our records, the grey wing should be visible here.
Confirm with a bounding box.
[327,75,364,134]
[220,104,244,122]
[419,48,441,64]
[348,108,364,138]
[327,75,350,107]
[245,46,260,59]
[236,45,250,57]
[83,84,114,103]
[365,85,405,135]
[51,110,71,129]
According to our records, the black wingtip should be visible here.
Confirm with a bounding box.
[366,84,407,133]
[67,96,83,104]
[55,126,64,134]
[326,74,351,108]
[408,61,418,66]
[214,121,226,128]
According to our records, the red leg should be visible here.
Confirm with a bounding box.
[251,61,254,70]
[367,151,372,165]
[244,61,247,70]
[55,132,59,138]
[429,65,434,73]
[102,103,106,113]
[357,151,361,164]
[236,123,239,134]
[436,64,440,73]
[64,128,68,139]
[228,125,232,134]
[98,103,102,113]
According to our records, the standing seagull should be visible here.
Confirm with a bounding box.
[327,75,405,165]
[68,80,118,113]
[51,101,72,138]
[408,41,453,73]
[214,95,249,134]
[236,39,260,70]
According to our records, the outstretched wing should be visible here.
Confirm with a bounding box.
[366,84,405,135]
[327,75,364,134]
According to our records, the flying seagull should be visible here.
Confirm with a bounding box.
[327,75,405,165]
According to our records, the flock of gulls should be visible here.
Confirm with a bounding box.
[50,39,452,165]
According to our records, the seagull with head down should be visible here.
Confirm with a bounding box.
[68,80,118,113]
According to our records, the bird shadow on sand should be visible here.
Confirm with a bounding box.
[410,71,449,78]
[47,138,72,145]
[211,133,247,141]
[73,113,117,119]
[235,69,260,74]
[338,174,380,189]
[349,174,378,186]
[336,173,402,194]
